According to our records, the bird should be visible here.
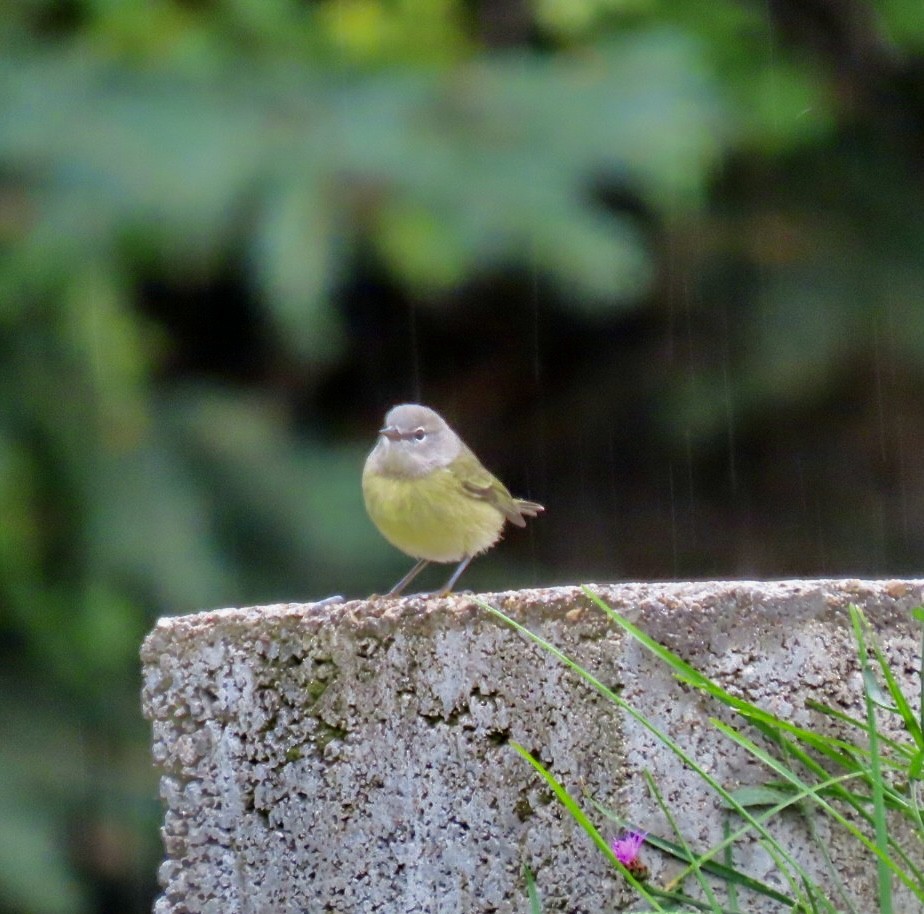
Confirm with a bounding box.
[362,403,544,596]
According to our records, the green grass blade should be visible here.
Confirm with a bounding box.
[582,588,867,768]
[720,817,739,914]
[918,611,924,740]
[524,864,542,914]
[508,741,665,910]
[804,699,913,761]
[871,639,924,750]
[850,605,893,914]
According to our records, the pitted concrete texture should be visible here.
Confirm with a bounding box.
[142,580,924,914]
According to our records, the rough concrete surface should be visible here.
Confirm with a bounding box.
[141,580,924,913]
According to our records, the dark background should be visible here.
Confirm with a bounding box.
[2,0,924,911]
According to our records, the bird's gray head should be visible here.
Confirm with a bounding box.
[368,404,463,479]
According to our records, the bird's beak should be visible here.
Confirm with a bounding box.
[379,425,402,442]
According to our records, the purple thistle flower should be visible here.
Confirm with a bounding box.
[611,830,649,879]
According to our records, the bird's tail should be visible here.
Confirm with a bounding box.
[513,499,544,524]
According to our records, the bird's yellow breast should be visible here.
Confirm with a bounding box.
[362,465,506,563]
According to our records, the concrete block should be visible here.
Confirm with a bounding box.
[141,580,924,913]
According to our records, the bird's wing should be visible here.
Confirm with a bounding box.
[459,447,542,528]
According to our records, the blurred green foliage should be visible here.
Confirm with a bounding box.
[1,0,924,911]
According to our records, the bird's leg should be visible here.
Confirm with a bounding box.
[437,555,473,596]
[388,558,430,596]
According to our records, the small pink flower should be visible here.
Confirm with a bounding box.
[611,830,649,879]
[611,830,646,864]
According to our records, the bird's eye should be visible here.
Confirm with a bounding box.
[413,427,426,441]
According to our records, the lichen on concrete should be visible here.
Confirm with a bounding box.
[141,580,924,913]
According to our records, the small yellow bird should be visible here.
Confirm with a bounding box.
[363,404,544,596]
